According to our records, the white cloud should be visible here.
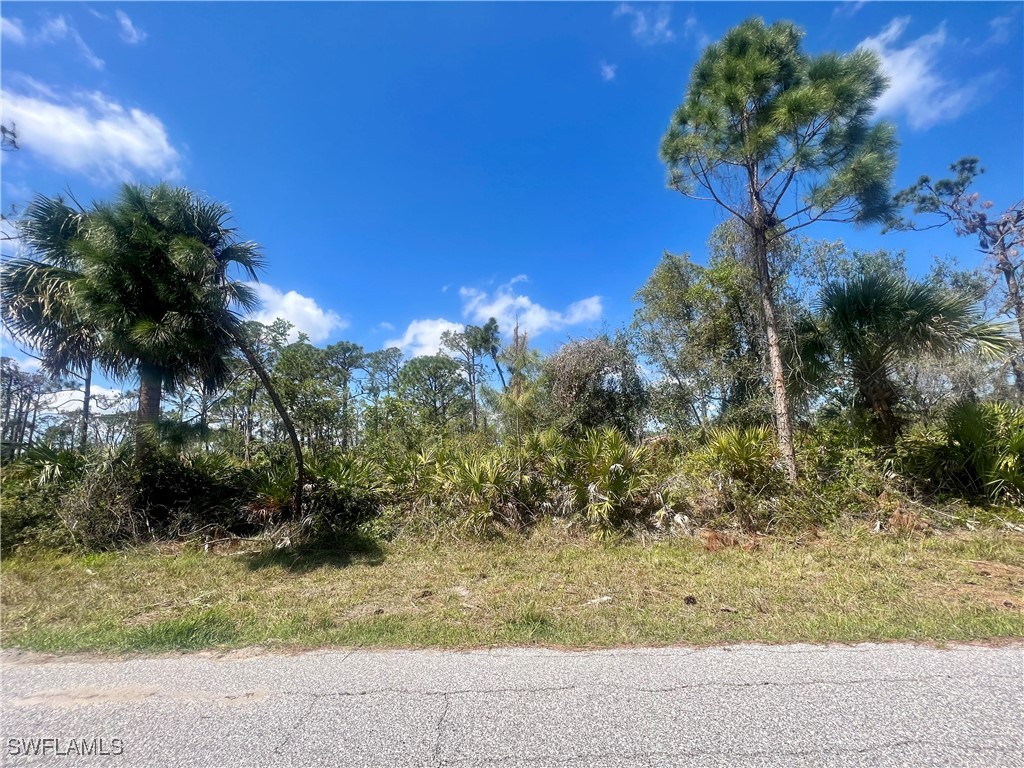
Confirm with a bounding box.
[458,276,602,339]
[858,17,978,130]
[386,318,464,358]
[600,62,617,82]
[37,15,104,70]
[0,85,182,181]
[43,385,131,415]
[378,321,396,332]
[248,283,347,344]
[1,17,26,44]
[115,10,146,44]
[682,12,710,49]
[833,1,867,19]
[0,221,21,259]
[614,3,675,46]
[984,15,1016,47]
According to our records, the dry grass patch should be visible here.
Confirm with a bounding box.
[2,524,1022,653]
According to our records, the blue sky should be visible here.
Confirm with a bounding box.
[2,1,1022,370]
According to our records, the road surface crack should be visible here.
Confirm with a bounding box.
[432,692,450,768]
[268,650,355,764]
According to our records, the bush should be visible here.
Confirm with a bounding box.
[895,400,1024,503]
[0,481,71,554]
[133,451,255,536]
[297,454,386,541]
[678,425,785,531]
[557,427,662,533]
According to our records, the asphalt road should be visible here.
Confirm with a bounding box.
[2,643,1022,767]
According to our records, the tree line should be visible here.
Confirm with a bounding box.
[1,17,1021,549]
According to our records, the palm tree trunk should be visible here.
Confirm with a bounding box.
[751,221,799,482]
[861,374,902,447]
[135,363,163,460]
[80,362,92,452]
[230,327,304,517]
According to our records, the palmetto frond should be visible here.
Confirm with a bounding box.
[0,258,96,378]
[16,195,86,269]
[817,273,1011,370]
[4,183,266,394]
[817,271,1012,444]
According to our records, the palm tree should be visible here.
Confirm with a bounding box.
[1,196,98,450]
[4,184,306,513]
[816,273,1010,445]
[72,184,261,449]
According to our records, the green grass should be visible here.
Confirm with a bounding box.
[2,523,1022,653]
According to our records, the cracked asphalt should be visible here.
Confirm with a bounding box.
[2,643,1022,767]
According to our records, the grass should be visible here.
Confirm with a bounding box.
[2,523,1022,653]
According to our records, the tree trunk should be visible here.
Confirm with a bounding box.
[751,223,799,482]
[80,362,92,452]
[492,353,508,391]
[469,364,478,430]
[995,247,1024,394]
[135,363,164,461]
[230,327,304,517]
[861,374,901,447]
[26,395,40,449]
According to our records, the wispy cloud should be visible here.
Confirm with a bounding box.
[682,11,710,49]
[833,1,868,19]
[248,283,347,344]
[459,275,602,339]
[858,17,980,130]
[115,10,147,44]
[0,84,182,181]
[43,385,132,415]
[613,3,675,46]
[1,17,26,44]
[600,61,617,82]
[983,14,1017,47]
[385,318,464,358]
[37,15,105,70]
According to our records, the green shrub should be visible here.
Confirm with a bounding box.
[0,480,71,554]
[559,427,660,533]
[681,425,780,530]
[895,400,1024,502]
[133,451,255,536]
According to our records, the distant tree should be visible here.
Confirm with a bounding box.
[660,17,898,480]
[273,339,340,450]
[632,249,768,430]
[441,326,487,430]
[545,335,647,439]
[396,355,471,431]
[324,341,365,448]
[0,358,63,459]
[889,157,1024,392]
[487,322,544,444]
[475,317,507,390]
